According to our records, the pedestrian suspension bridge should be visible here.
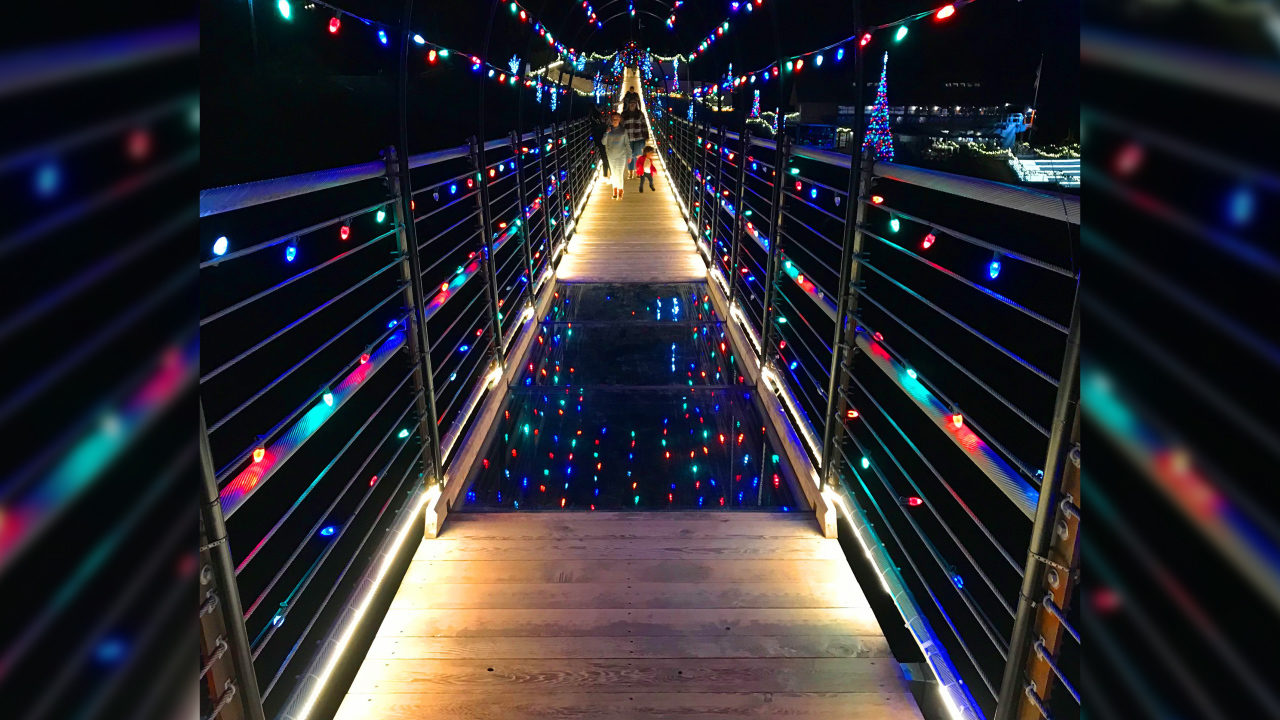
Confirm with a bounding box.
[200,56,1079,720]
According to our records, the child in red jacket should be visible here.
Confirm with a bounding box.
[636,146,658,193]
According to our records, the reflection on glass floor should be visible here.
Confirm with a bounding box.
[463,387,795,510]
[462,282,796,511]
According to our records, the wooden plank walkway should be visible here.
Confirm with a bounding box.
[556,73,705,284]
[335,512,924,719]
[556,171,705,284]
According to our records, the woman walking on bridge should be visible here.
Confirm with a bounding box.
[620,97,648,179]
[602,111,631,200]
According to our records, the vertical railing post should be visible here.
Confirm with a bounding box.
[695,112,710,248]
[546,121,566,254]
[509,130,537,297]
[713,124,727,273]
[817,7,871,485]
[728,126,751,306]
[468,136,505,366]
[758,124,791,368]
[995,296,1081,720]
[199,401,267,720]
[818,147,875,484]
[383,145,444,482]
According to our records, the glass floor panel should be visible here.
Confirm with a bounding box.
[462,281,797,511]
[462,387,796,510]
[546,283,724,324]
[519,323,742,388]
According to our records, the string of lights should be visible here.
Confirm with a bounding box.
[688,0,771,61]
[270,0,573,102]
[576,0,604,30]
[689,0,980,93]
[665,0,687,30]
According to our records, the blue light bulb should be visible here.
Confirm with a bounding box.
[213,236,229,256]
[319,526,337,537]
[378,29,389,45]
[988,257,1002,279]
[836,48,845,62]
[34,161,60,198]
[285,241,297,262]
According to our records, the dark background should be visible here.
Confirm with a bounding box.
[201,0,1077,185]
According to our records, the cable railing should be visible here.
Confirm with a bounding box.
[199,115,595,720]
[654,101,1080,720]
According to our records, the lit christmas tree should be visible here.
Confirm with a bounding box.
[862,52,895,161]
[750,89,760,118]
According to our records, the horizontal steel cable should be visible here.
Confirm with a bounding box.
[839,375,1023,572]
[860,226,1070,334]
[835,444,1001,699]
[859,259,1060,386]
[201,258,401,384]
[199,196,388,268]
[207,289,404,435]
[202,228,396,327]
[235,371,418,582]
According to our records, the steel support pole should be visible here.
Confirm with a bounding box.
[547,119,567,252]
[994,294,1081,720]
[758,125,791,368]
[818,24,870,484]
[509,130,537,295]
[199,402,266,720]
[712,123,727,272]
[468,137,506,366]
[384,146,443,479]
[818,149,873,483]
[728,126,751,306]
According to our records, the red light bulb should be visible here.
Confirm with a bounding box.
[339,225,350,240]
[905,496,923,506]
[846,409,859,419]
[873,331,884,342]
[428,49,437,63]
[360,352,370,364]
[871,194,884,204]
[935,3,956,20]
[951,413,963,428]
[329,16,341,33]
[253,445,266,463]
[922,232,936,249]
[860,33,872,47]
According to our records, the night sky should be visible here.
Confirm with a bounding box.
[201,0,1077,185]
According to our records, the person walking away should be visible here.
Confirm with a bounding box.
[636,146,658,193]
[623,85,640,108]
[590,107,611,179]
[602,112,631,200]
[620,98,648,179]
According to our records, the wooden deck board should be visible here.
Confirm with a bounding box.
[338,512,921,719]
[365,634,892,660]
[349,657,909,694]
[336,691,923,719]
[388,581,868,610]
